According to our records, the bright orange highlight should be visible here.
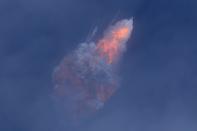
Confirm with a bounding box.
[96,26,131,64]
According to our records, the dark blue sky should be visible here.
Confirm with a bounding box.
[0,0,197,131]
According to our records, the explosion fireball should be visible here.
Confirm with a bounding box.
[97,19,133,64]
[53,18,133,121]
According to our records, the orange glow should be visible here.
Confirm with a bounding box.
[96,26,131,64]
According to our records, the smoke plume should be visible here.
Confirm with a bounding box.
[53,18,133,122]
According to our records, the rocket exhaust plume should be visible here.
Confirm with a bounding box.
[53,18,133,122]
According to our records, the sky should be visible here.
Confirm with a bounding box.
[0,0,197,131]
